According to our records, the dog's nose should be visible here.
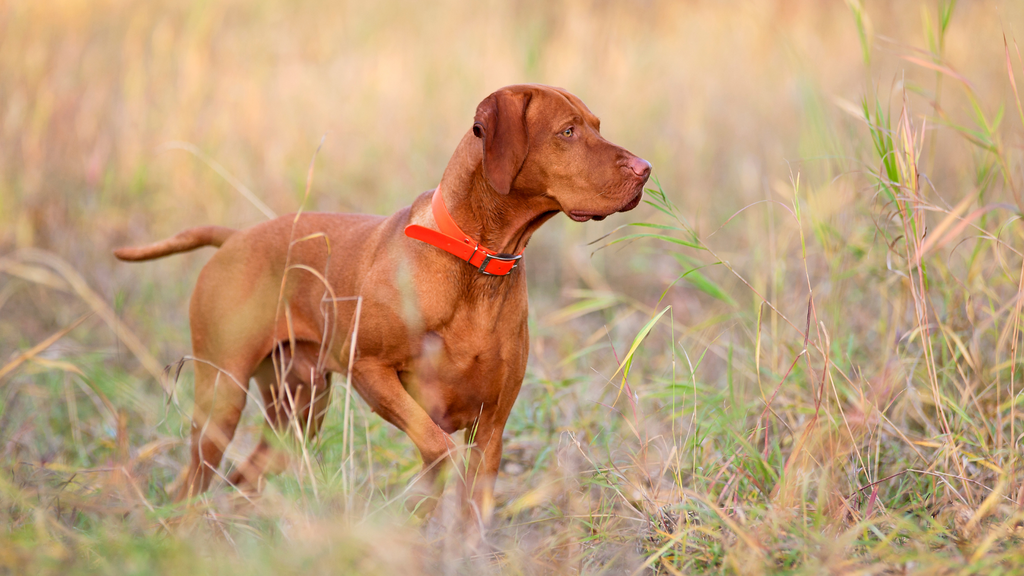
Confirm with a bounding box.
[627,156,652,179]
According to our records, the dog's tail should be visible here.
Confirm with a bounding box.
[114,226,237,262]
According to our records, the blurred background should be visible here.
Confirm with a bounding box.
[2,0,1019,342]
[2,0,1019,336]
[4,0,1024,574]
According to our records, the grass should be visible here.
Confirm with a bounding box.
[4,0,1024,574]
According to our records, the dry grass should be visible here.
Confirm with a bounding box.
[4,0,1024,574]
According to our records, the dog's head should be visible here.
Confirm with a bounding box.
[472,84,651,222]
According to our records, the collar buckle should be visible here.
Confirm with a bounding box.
[478,253,522,275]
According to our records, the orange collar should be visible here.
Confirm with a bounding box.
[404,188,523,276]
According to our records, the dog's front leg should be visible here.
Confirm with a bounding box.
[350,360,456,516]
[459,380,520,540]
[461,419,503,527]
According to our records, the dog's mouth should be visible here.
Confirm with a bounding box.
[567,190,644,223]
[567,212,606,222]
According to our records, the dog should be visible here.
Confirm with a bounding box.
[115,84,651,526]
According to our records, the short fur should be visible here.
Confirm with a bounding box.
[115,84,651,528]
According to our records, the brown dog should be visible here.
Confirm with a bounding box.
[115,84,650,524]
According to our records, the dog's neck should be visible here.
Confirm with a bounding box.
[436,131,560,256]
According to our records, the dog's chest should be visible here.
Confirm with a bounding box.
[403,305,528,433]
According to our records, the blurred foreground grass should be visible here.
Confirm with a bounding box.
[5,0,1024,574]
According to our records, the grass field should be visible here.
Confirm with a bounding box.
[5,0,1024,573]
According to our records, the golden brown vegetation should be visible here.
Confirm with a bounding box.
[4,0,1024,574]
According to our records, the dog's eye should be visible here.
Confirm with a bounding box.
[561,127,574,138]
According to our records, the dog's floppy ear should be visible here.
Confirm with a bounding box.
[473,88,532,195]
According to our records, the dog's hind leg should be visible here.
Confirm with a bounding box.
[227,342,331,491]
[175,358,256,502]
